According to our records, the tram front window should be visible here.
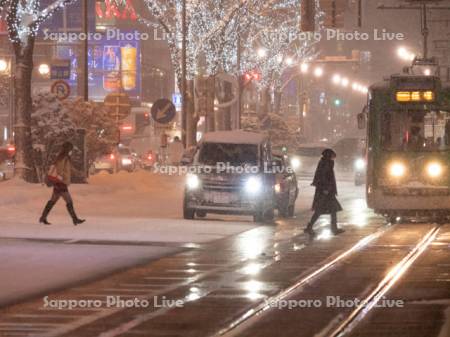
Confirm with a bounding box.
[381,110,450,151]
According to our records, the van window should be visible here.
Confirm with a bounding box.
[198,143,258,166]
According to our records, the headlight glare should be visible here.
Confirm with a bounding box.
[389,162,406,178]
[186,174,200,190]
[245,176,262,194]
[426,162,443,178]
[354,158,365,170]
[290,157,301,170]
[274,183,281,194]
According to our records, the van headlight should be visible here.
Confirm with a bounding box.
[426,162,443,178]
[245,176,262,194]
[186,174,200,190]
[354,158,365,170]
[290,157,301,170]
[388,162,406,178]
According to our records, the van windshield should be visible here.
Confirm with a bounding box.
[198,143,258,166]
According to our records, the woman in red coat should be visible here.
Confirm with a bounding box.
[304,149,344,237]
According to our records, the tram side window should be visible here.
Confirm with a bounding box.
[382,110,450,151]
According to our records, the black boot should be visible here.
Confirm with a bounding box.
[303,223,316,237]
[66,203,85,226]
[39,201,55,225]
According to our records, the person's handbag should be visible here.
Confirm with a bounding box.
[45,165,63,187]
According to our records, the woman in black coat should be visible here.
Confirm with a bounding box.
[304,149,344,236]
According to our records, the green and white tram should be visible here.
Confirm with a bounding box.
[360,74,450,219]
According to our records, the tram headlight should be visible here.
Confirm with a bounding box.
[290,157,301,171]
[388,162,406,178]
[186,174,200,190]
[426,162,443,178]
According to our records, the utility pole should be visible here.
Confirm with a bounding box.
[181,0,188,147]
[78,0,89,101]
[378,1,450,60]
[236,20,241,130]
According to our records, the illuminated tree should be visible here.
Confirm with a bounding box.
[0,0,77,182]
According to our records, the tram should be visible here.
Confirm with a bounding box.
[359,72,450,220]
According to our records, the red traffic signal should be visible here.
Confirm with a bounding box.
[241,71,262,86]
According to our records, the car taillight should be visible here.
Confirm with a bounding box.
[7,146,15,153]
[110,154,115,160]
[148,155,153,160]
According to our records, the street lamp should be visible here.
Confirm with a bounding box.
[341,77,349,87]
[313,66,323,78]
[38,63,50,76]
[332,74,341,85]
[300,63,309,73]
[397,47,415,61]
[0,59,8,73]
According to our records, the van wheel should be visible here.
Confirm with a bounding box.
[196,211,207,218]
[264,208,275,223]
[183,207,195,220]
[253,211,264,222]
[183,197,195,220]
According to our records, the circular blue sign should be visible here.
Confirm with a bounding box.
[151,99,177,124]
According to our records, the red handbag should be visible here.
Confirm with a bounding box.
[46,165,63,187]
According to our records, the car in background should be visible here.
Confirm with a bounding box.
[290,143,328,178]
[272,153,298,217]
[0,145,15,181]
[141,150,157,170]
[334,138,365,171]
[92,153,117,174]
[117,146,137,172]
[354,157,366,186]
[180,146,197,166]
[334,138,366,185]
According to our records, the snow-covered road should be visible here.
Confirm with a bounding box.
[0,171,365,307]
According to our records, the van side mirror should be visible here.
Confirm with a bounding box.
[357,106,368,130]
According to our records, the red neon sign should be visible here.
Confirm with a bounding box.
[96,0,137,21]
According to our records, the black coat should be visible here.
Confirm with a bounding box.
[311,158,343,214]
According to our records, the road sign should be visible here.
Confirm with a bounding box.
[50,59,71,80]
[151,98,176,124]
[172,92,182,109]
[51,80,71,100]
[104,92,131,120]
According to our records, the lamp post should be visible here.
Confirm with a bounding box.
[181,0,187,147]
[0,56,13,143]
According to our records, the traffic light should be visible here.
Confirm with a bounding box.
[135,112,151,134]
[241,71,261,86]
[334,98,342,107]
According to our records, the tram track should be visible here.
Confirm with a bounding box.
[0,219,389,337]
[218,224,440,337]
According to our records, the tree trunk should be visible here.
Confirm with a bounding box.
[216,79,233,131]
[258,87,271,119]
[273,89,283,115]
[13,38,37,182]
[186,80,198,148]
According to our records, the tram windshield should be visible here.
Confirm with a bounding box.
[381,109,450,152]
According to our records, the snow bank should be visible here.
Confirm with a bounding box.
[0,171,256,243]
